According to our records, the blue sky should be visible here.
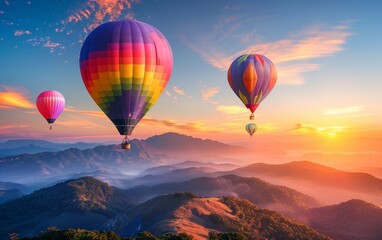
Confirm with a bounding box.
[0,0,381,159]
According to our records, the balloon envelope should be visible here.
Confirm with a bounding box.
[246,123,257,137]
[79,20,173,135]
[36,90,65,124]
[228,54,277,114]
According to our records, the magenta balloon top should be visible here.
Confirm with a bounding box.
[36,90,65,124]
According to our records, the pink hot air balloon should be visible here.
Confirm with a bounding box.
[36,90,65,129]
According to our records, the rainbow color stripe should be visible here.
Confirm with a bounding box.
[80,20,173,135]
[228,54,277,114]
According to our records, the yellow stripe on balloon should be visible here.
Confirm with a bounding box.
[239,90,249,104]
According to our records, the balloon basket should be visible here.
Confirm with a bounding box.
[121,136,131,150]
[249,114,254,120]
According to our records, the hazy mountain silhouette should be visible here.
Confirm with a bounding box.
[144,132,243,154]
[138,160,238,176]
[0,139,101,157]
[232,160,382,204]
[0,177,135,238]
[117,167,219,189]
[0,132,241,184]
[0,181,27,203]
[305,199,382,240]
[112,193,331,240]
[0,180,26,191]
[351,166,382,178]
[301,152,382,170]
[3,177,382,240]
[0,188,23,204]
[0,141,161,184]
[124,174,322,218]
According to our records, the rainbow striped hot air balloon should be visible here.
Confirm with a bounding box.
[228,54,277,120]
[36,90,65,130]
[79,19,173,149]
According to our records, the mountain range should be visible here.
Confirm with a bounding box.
[2,176,381,240]
[0,139,102,157]
[0,177,135,238]
[1,132,382,239]
[306,199,382,240]
[1,132,382,207]
[0,132,241,184]
[111,193,331,240]
[231,161,382,204]
[0,177,330,240]
[124,174,322,218]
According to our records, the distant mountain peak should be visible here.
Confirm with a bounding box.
[325,198,381,211]
[307,198,382,240]
[145,132,217,143]
[144,132,241,153]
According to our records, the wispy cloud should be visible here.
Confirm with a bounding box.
[201,87,219,104]
[325,106,371,119]
[165,90,177,100]
[0,124,28,131]
[0,124,29,134]
[325,106,363,115]
[141,117,205,132]
[43,40,61,53]
[67,0,141,32]
[257,123,281,132]
[216,105,248,114]
[291,123,349,137]
[173,86,186,96]
[64,106,105,118]
[0,86,34,109]
[276,63,320,85]
[55,119,100,128]
[14,30,32,36]
[185,23,351,85]
[24,36,66,53]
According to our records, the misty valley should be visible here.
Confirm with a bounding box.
[0,133,381,240]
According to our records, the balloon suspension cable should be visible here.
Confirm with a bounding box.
[249,114,255,120]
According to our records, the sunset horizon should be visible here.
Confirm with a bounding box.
[1,1,381,239]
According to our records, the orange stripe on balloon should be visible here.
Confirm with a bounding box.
[268,64,277,92]
[243,63,257,93]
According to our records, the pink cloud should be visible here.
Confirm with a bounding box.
[14,30,32,36]
[201,87,219,104]
[185,25,351,85]
[0,124,29,134]
[64,106,105,118]
[165,90,177,100]
[67,0,141,32]
[173,86,186,96]
[43,40,61,53]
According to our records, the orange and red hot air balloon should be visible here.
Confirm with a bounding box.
[228,54,277,120]
[228,54,277,137]
[36,90,65,130]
